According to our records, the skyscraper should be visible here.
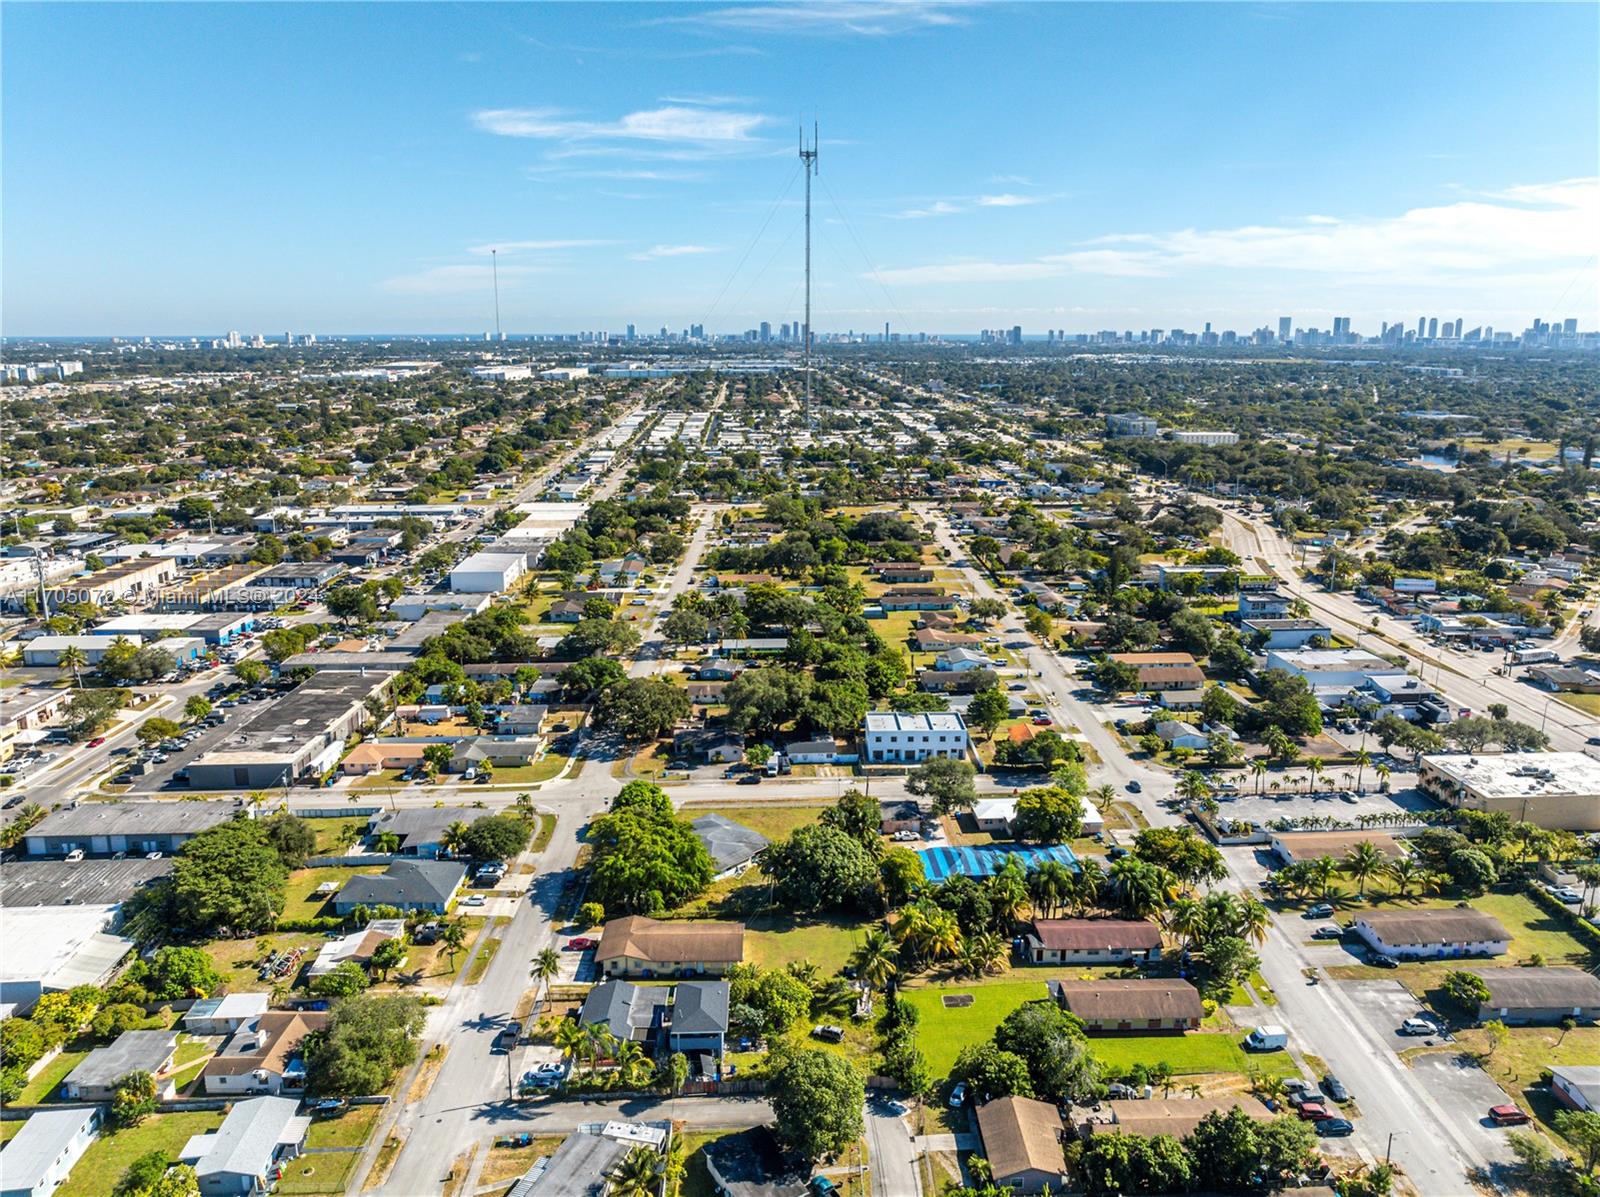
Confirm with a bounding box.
[626,323,636,340]
[1427,318,1438,339]
[759,321,771,342]
[1278,316,1292,342]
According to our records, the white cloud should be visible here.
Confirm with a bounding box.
[472,105,766,145]
[632,244,718,261]
[976,193,1041,207]
[890,200,962,219]
[379,264,542,295]
[652,1,971,36]
[876,178,1600,286]
[466,239,614,256]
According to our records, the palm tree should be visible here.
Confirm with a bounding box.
[374,831,401,854]
[1164,896,1205,950]
[1107,858,1173,919]
[1387,857,1425,898]
[584,1025,617,1077]
[966,1156,994,1187]
[1235,899,1271,947]
[57,644,88,688]
[1177,771,1211,806]
[850,931,899,993]
[1343,842,1385,896]
[1352,749,1371,793]
[1305,757,1325,795]
[1250,758,1268,796]
[960,932,1006,978]
[1575,864,1600,912]
[608,1146,663,1197]
[1070,860,1105,915]
[554,1018,586,1068]
[1375,763,1392,792]
[986,869,1029,928]
[1029,861,1073,919]
[439,920,467,966]
[441,820,470,858]
[614,1041,650,1088]
[531,947,560,1012]
[1151,1061,1175,1098]
[1091,783,1117,811]
[1309,855,1339,900]
[1184,1082,1203,1099]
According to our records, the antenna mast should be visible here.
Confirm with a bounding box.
[799,123,818,424]
[491,248,502,342]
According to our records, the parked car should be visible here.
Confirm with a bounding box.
[1306,903,1335,918]
[1315,1118,1355,1137]
[566,937,596,951]
[65,849,85,863]
[1126,780,1141,793]
[1322,1075,1350,1102]
[736,773,762,785]
[462,894,486,907]
[87,736,107,748]
[1368,954,1399,969]
[1312,925,1343,940]
[1281,1078,1315,1097]
[1490,1104,1531,1126]
[947,1081,967,1108]
[811,1025,844,1043]
[1400,1017,1437,1036]
[1296,1101,1330,1121]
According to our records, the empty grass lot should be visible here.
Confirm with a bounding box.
[282,865,386,922]
[903,980,1297,1080]
[305,1103,383,1149]
[274,1149,359,1195]
[55,1111,226,1197]
[15,1044,91,1105]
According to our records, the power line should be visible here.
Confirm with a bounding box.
[698,161,802,333]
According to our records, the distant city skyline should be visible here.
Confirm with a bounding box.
[3,2,1597,335]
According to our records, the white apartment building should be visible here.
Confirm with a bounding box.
[863,711,969,763]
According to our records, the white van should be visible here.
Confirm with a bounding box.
[1245,1026,1289,1052]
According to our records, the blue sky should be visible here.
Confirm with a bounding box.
[4,1,1597,336]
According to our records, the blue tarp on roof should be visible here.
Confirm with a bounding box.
[917,843,1078,880]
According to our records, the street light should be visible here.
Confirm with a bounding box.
[1386,1129,1406,1163]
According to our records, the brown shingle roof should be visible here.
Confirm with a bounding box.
[1029,919,1162,952]
[595,916,744,966]
[202,1011,327,1079]
[1272,830,1404,863]
[1475,967,1600,1009]
[1358,909,1510,946]
[1137,665,1206,688]
[1052,979,1202,1023]
[976,1096,1065,1182]
[1109,652,1198,667]
[1089,1097,1272,1139]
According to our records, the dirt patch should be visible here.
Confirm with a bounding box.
[364,1132,405,1191]
[942,994,975,1008]
[406,1044,449,1105]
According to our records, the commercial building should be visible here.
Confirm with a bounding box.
[975,1097,1068,1194]
[863,711,969,763]
[1168,430,1240,446]
[389,593,491,622]
[1049,979,1202,1033]
[1022,919,1163,965]
[1104,413,1159,438]
[187,671,389,789]
[0,687,74,760]
[0,905,133,1016]
[22,634,144,668]
[1264,648,1408,689]
[22,800,240,858]
[1418,752,1600,831]
[1471,967,1600,1025]
[1353,909,1510,960]
[180,1096,310,1196]
[1239,618,1332,649]
[1078,1096,1273,1140]
[1268,829,1404,866]
[449,550,528,594]
[44,557,175,607]
[0,857,171,908]
[0,1107,102,1197]
[596,916,745,978]
[89,611,255,645]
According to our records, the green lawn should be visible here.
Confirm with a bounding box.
[1,1121,22,1143]
[679,803,827,841]
[202,931,326,994]
[273,1150,359,1195]
[56,1111,226,1197]
[306,815,369,854]
[903,979,1296,1080]
[166,1034,214,1093]
[746,916,871,976]
[16,1044,91,1105]
[529,811,557,853]
[282,865,386,922]
[305,1104,383,1150]
[1558,693,1600,716]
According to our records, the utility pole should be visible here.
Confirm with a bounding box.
[799,123,818,425]
[491,248,502,342]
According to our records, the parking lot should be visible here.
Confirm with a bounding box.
[124,684,281,793]
[1341,979,1450,1051]
[1209,779,1432,825]
[1407,1053,1522,1168]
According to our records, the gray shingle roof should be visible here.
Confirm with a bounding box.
[580,980,662,1042]
[335,860,465,908]
[671,982,730,1037]
[691,814,769,874]
[192,1096,308,1182]
[65,1030,177,1088]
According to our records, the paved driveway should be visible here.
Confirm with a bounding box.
[1408,1053,1521,1169]
[1341,980,1450,1052]
[865,1094,921,1197]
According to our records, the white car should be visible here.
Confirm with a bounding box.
[65,849,85,863]
[1400,1017,1437,1036]
[462,894,487,907]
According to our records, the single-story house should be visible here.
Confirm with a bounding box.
[596,916,744,979]
[184,994,270,1037]
[306,919,407,979]
[1472,967,1600,1025]
[365,806,480,858]
[509,1122,670,1197]
[449,737,544,772]
[202,1011,327,1096]
[879,800,927,836]
[936,647,992,672]
[686,682,727,705]
[1269,829,1405,866]
[1156,689,1205,710]
[691,814,769,879]
[1552,1066,1600,1113]
[973,797,1018,836]
[667,981,730,1058]
[1154,721,1208,751]
[913,629,983,654]
[494,706,549,737]
[330,861,466,915]
[1353,909,1511,960]
[0,1107,102,1197]
[1024,919,1163,965]
[974,1096,1067,1195]
[580,979,665,1047]
[784,738,857,765]
[1049,978,1202,1033]
[339,741,429,776]
[1079,1097,1274,1140]
[918,667,997,694]
[673,727,745,764]
[181,1095,309,1197]
[695,660,743,682]
[61,1030,179,1101]
[880,588,954,612]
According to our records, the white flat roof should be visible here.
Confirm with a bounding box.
[452,551,526,572]
[0,904,130,988]
[864,711,967,733]
[1268,648,1402,672]
[1422,752,1600,800]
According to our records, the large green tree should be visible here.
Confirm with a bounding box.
[588,803,713,915]
[762,824,877,913]
[306,995,425,1097]
[767,1049,865,1162]
[168,818,288,935]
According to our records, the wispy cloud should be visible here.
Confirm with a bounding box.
[631,244,718,261]
[466,239,614,256]
[472,105,767,145]
[976,193,1042,207]
[875,178,1600,285]
[651,0,972,36]
[890,200,962,220]
[526,165,706,183]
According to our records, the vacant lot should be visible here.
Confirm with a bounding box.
[903,979,1297,1081]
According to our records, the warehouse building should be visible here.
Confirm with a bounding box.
[186,672,390,789]
[1419,752,1600,831]
[22,800,240,858]
[450,550,528,594]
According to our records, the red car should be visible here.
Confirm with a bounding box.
[88,736,107,748]
[1032,716,1053,726]
[565,937,596,951]
[1296,1101,1330,1121]
[1490,1105,1531,1126]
